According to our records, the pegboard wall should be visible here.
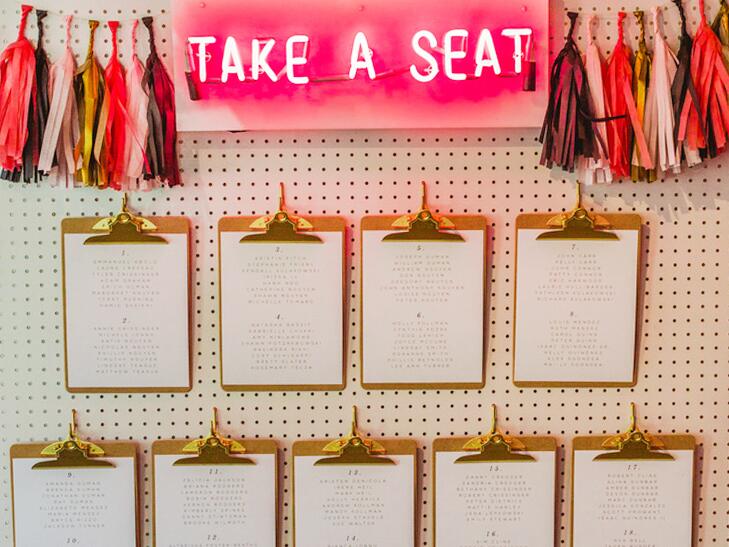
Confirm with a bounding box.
[0,0,727,545]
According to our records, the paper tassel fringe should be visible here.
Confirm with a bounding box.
[0,6,36,179]
[142,16,180,187]
[540,12,596,173]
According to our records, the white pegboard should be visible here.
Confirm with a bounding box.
[0,0,728,546]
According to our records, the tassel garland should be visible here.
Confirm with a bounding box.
[0,8,180,190]
[541,4,729,180]
[6,5,729,186]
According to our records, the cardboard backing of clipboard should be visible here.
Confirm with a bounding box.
[61,216,192,393]
[10,441,140,547]
[151,439,279,547]
[291,438,418,547]
[513,213,643,388]
[360,215,488,390]
[570,434,697,547]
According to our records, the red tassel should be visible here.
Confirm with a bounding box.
[142,17,181,187]
[0,5,36,176]
[679,0,729,158]
[104,21,127,189]
[605,12,653,178]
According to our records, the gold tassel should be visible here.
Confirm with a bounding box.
[711,0,729,70]
[632,11,657,182]
[74,20,109,187]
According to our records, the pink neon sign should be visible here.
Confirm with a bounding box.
[171,0,549,131]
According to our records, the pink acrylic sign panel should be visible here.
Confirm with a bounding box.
[171,0,549,131]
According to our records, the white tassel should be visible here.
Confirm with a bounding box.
[580,15,612,184]
[39,16,78,187]
[645,7,681,174]
[122,20,153,191]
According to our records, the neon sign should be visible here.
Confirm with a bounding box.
[172,0,549,131]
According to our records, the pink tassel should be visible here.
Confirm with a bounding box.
[39,15,78,185]
[644,7,681,174]
[122,20,152,192]
[580,15,612,184]
[0,5,36,175]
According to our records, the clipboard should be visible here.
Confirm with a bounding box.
[151,408,278,547]
[218,183,346,391]
[10,410,139,547]
[291,407,418,546]
[513,183,642,388]
[432,406,557,546]
[360,182,488,390]
[61,195,192,393]
[570,404,696,547]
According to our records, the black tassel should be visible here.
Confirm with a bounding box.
[539,12,595,172]
[35,10,51,173]
[142,16,181,187]
[19,9,49,183]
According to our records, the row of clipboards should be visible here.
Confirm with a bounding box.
[11,404,696,547]
[62,181,643,393]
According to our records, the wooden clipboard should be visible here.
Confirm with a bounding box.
[217,215,347,391]
[432,418,557,547]
[292,438,418,547]
[513,212,642,388]
[151,439,279,547]
[570,433,696,547]
[61,215,192,393]
[359,214,488,390]
[10,441,140,547]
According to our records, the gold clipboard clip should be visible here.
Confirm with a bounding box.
[240,183,322,244]
[84,193,167,245]
[315,406,395,466]
[32,409,114,469]
[383,181,464,242]
[456,405,535,463]
[537,182,618,240]
[594,403,673,461]
[174,407,254,466]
